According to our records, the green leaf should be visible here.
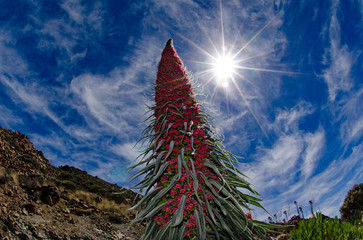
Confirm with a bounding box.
[153,150,167,175]
[154,113,166,131]
[166,123,174,136]
[144,201,168,219]
[209,179,244,213]
[194,208,203,240]
[198,205,206,237]
[170,111,183,118]
[155,221,172,240]
[213,209,239,240]
[168,226,178,240]
[177,224,187,240]
[203,191,217,225]
[135,161,168,189]
[171,195,187,227]
[189,158,202,202]
[180,148,191,178]
[155,139,165,152]
[129,162,155,182]
[133,174,179,223]
[205,216,220,240]
[164,140,175,160]
[128,187,161,212]
[142,221,158,240]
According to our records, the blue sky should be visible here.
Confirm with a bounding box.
[0,0,362,221]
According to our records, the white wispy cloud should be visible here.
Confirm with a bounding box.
[252,131,361,220]
[238,100,327,219]
[301,128,325,178]
[109,142,140,164]
[272,101,315,133]
[336,88,363,143]
[27,0,103,66]
[322,0,355,101]
[0,30,28,75]
[60,0,86,24]
[243,133,303,192]
[0,106,23,128]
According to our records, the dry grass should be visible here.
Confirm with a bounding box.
[0,166,19,185]
[68,190,133,215]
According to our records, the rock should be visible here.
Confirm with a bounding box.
[70,208,93,216]
[81,203,88,209]
[41,185,60,206]
[68,217,76,224]
[70,198,80,205]
[23,203,38,214]
[31,227,48,239]
[109,214,126,224]
[61,190,70,200]
[1,207,7,214]
[0,175,13,185]
[21,208,28,216]
[4,188,14,196]
[62,208,70,214]
[115,232,125,239]
[17,233,32,240]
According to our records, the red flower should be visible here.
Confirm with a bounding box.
[245,212,253,220]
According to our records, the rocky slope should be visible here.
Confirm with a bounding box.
[0,127,144,240]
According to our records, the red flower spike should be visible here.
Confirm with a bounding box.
[128,39,272,239]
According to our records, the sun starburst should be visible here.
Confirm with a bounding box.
[168,0,304,142]
[212,53,238,88]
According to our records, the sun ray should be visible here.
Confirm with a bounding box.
[239,49,276,63]
[233,71,260,90]
[232,21,272,59]
[201,75,218,90]
[210,80,221,104]
[159,0,305,144]
[172,31,217,60]
[219,0,225,55]
[230,75,271,143]
[185,60,217,66]
[236,66,307,75]
[198,24,220,57]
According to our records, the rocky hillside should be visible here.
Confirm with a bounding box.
[0,127,144,240]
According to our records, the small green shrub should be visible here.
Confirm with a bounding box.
[18,174,44,189]
[290,212,363,240]
[46,176,61,186]
[340,183,363,223]
[60,180,77,192]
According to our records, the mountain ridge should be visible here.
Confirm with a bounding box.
[0,126,144,240]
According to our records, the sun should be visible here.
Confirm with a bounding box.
[172,0,303,143]
[212,54,238,87]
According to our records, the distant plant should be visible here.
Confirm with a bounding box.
[290,212,363,240]
[298,206,304,219]
[128,39,272,239]
[289,215,301,222]
[309,200,315,218]
[284,211,288,221]
[340,183,363,223]
[294,201,301,219]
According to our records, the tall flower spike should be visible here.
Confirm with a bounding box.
[128,39,272,240]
